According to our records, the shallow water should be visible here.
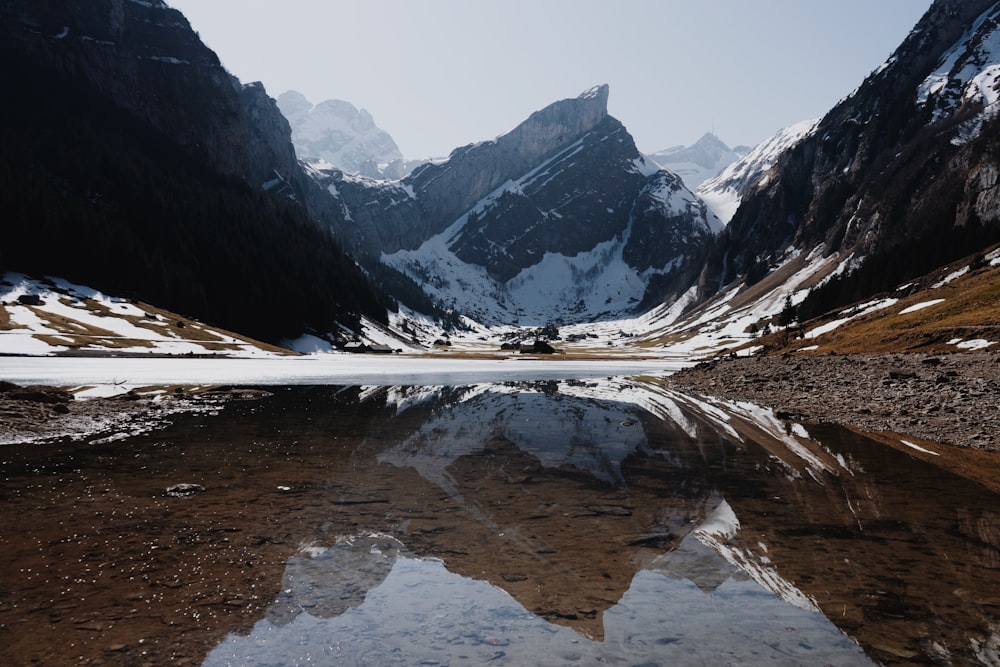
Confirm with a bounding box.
[1,378,998,666]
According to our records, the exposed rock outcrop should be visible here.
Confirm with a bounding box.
[407,84,613,235]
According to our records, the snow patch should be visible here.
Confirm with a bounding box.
[953,338,995,350]
[933,266,969,288]
[917,6,1000,140]
[1,273,286,358]
[900,440,940,456]
[899,299,945,315]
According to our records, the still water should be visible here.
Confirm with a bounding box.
[1,378,998,666]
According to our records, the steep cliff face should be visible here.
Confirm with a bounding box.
[0,0,300,190]
[446,115,652,282]
[694,0,1000,311]
[303,162,425,261]
[405,85,615,246]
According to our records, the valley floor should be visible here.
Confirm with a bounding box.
[667,350,1000,451]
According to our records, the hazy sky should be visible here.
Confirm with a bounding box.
[167,0,933,159]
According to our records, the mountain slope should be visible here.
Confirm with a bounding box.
[0,0,387,342]
[0,273,293,357]
[672,0,1000,332]
[696,120,819,224]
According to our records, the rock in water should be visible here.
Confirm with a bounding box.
[166,483,205,497]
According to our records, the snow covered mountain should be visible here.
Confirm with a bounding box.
[276,91,412,180]
[310,85,722,326]
[696,120,819,224]
[647,133,743,192]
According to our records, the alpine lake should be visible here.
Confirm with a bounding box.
[1,375,999,666]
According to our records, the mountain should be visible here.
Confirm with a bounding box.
[697,120,819,224]
[311,85,723,325]
[0,0,387,342]
[647,133,743,192]
[672,0,1000,330]
[276,91,415,180]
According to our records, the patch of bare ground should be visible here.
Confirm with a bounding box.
[667,351,1000,452]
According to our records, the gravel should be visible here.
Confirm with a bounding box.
[666,351,1000,450]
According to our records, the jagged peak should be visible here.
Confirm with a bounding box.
[512,84,610,144]
[693,132,728,147]
[578,83,610,103]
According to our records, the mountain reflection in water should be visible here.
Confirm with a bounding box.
[0,378,997,666]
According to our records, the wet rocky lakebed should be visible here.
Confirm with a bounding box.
[1,378,998,666]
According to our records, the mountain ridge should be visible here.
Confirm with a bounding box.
[312,85,723,326]
[678,0,1000,326]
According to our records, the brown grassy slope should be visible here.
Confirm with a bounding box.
[759,254,1000,355]
[0,294,295,356]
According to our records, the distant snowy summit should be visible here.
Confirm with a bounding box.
[696,120,819,223]
[277,90,415,180]
[646,133,747,191]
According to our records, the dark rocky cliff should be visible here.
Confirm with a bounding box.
[0,0,300,190]
[407,85,613,240]
[693,0,1000,314]
[0,0,387,341]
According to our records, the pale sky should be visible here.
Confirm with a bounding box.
[167,0,933,159]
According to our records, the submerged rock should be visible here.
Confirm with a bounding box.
[166,483,205,497]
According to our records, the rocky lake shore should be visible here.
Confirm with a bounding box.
[2,351,998,453]
[0,381,270,446]
[667,350,1000,451]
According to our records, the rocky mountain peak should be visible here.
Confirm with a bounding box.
[404,84,613,238]
[647,132,741,191]
[503,83,610,158]
[677,133,733,169]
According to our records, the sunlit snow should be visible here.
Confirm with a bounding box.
[0,274,283,358]
[899,299,945,315]
[900,440,940,456]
